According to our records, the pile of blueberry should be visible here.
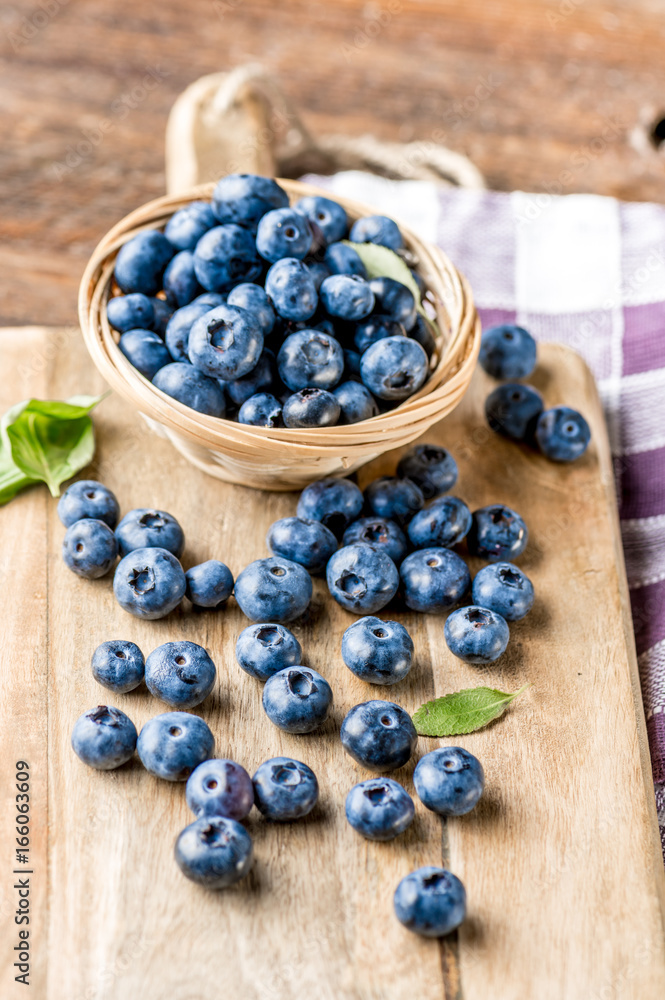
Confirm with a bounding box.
[480,324,591,462]
[107,173,436,429]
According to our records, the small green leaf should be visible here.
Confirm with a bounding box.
[412,684,531,737]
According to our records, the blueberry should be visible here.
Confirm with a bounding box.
[107,293,154,333]
[414,747,485,816]
[397,444,458,500]
[137,711,214,780]
[145,641,216,708]
[118,329,171,380]
[114,230,174,295]
[342,616,413,685]
[368,277,416,330]
[408,314,437,358]
[165,201,216,251]
[152,362,226,417]
[276,329,344,392]
[225,348,276,407]
[343,348,362,379]
[360,336,429,401]
[91,639,145,693]
[252,756,319,820]
[62,519,118,579]
[149,297,175,336]
[71,705,137,770]
[471,562,534,621]
[340,700,417,771]
[267,516,338,574]
[165,300,220,363]
[238,392,283,427]
[305,259,332,290]
[234,556,312,623]
[320,274,374,321]
[189,304,264,380]
[467,504,528,562]
[235,623,303,682]
[256,207,313,262]
[479,324,537,380]
[350,215,403,250]
[364,476,424,526]
[444,605,510,663]
[113,547,186,620]
[535,406,591,462]
[226,282,275,336]
[485,383,544,441]
[194,292,227,308]
[282,388,341,428]
[297,477,364,536]
[262,666,333,734]
[58,479,120,529]
[162,250,201,307]
[115,508,184,558]
[212,173,289,230]
[410,268,425,299]
[394,867,466,938]
[345,777,414,840]
[295,195,348,244]
[186,759,254,820]
[353,315,405,354]
[327,543,399,614]
[333,381,379,424]
[399,548,470,613]
[265,258,318,322]
[324,242,367,277]
[193,225,262,291]
[175,816,253,888]
[407,497,472,549]
[185,560,234,608]
[342,517,408,565]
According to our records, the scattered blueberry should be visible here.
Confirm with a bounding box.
[115,508,184,558]
[193,225,262,291]
[535,406,591,462]
[185,560,234,608]
[479,324,537,380]
[467,504,528,562]
[265,258,318,322]
[340,699,417,771]
[137,711,214,780]
[444,605,510,663]
[282,388,341,427]
[91,639,145,693]
[113,546,186,620]
[407,496,472,549]
[57,479,120,529]
[485,383,544,441]
[234,556,312,623]
[212,173,289,230]
[256,207,313,263]
[62,519,118,579]
[277,330,344,391]
[345,777,414,841]
[341,616,413,685]
[152,362,226,417]
[266,516,338,574]
[295,195,348,244]
[262,666,333,734]
[324,242,367,277]
[252,756,319,820]
[186,758,254,820]
[145,640,216,708]
[368,277,416,330]
[326,543,399,614]
[118,329,171,380]
[107,292,154,333]
[296,477,364,536]
[163,250,202,307]
[114,230,174,296]
[71,705,137,770]
[414,747,485,816]
[188,303,263,380]
[471,562,534,621]
[320,274,374,321]
[235,623,303,682]
[349,215,403,250]
[399,548,470,613]
[165,200,216,251]
[397,444,458,499]
[394,867,466,938]
[342,517,408,565]
[364,476,424,526]
[360,336,428,401]
[238,392,283,427]
[333,380,380,424]
[175,816,253,888]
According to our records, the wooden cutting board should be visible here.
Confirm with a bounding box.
[1,327,664,1000]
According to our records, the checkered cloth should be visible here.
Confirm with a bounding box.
[308,171,665,846]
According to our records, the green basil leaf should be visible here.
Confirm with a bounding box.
[412,684,531,737]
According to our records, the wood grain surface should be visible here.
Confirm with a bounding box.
[0,328,664,1000]
[2,0,665,327]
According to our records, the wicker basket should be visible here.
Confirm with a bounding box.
[78,178,480,491]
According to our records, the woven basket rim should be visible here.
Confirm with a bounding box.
[78,178,480,460]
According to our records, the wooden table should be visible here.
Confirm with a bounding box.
[2,0,665,327]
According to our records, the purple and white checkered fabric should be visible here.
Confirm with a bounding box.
[308,171,665,845]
